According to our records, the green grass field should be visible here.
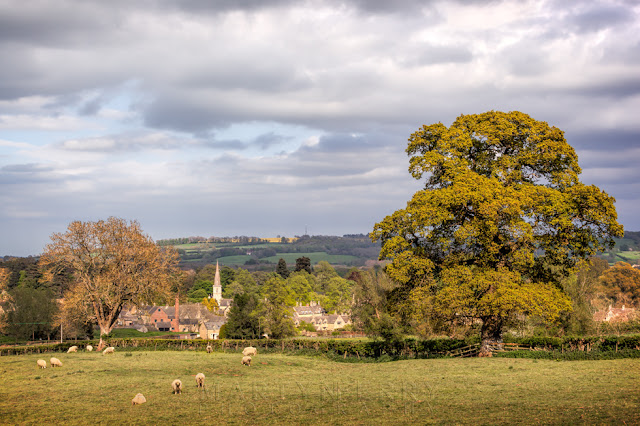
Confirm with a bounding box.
[615,250,640,263]
[216,255,254,265]
[265,252,359,265]
[2,351,639,425]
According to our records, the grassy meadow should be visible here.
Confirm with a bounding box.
[1,351,639,425]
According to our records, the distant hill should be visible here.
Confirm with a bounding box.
[157,234,382,269]
[599,230,640,265]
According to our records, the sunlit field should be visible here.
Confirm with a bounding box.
[1,351,639,425]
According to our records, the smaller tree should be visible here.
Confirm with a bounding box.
[259,276,296,339]
[350,268,402,340]
[276,258,290,278]
[3,286,58,340]
[201,297,219,312]
[597,262,640,307]
[225,292,261,339]
[295,257,312,274]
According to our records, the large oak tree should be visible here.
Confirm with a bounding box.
[371,111,623,352]
[40,217,181,348]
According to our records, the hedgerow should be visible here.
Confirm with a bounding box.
[1,334,639,360]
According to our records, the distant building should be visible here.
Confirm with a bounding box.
[198,316,227,340]
[593,305,637,322]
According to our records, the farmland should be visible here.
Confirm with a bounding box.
[1,351,639,425]
[164,234,381,268]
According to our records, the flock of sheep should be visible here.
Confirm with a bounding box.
[36,344,116,369]
[35,344,258,406]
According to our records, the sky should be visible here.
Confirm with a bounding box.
[1,0,639,256]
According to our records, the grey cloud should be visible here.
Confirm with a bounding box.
[568,4,634,33]
[143,94,231,133]
[252,132,292,150]
[567,129,640,151]
[56,133,249,153]
[0,163,56,185]
[565,77,640,99]
[0,2,122,46]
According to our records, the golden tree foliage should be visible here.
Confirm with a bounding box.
[372,111,623,345]
[0,267,9,291]
[201,297,219,312]
[39,217,181,344]
[597,262,640,307]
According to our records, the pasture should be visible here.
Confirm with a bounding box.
[1,351,639,425]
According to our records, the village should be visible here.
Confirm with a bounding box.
[115,262,351,340]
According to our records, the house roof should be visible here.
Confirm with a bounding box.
[293,305,325,316]
[200,316,227,330]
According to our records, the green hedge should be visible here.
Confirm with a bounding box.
[2,334,639,359]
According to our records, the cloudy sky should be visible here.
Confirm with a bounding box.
[1,0,639,256]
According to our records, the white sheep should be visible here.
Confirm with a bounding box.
[131,393,146,405]
[50,357,62,367]
[206,344,212,354]
[195,373,205,389]
[172,379,183,394]
[67,345,78,353]
[241,355,252,366]
[37,359,47,369]
[242,346,257,357]
[103,347,115,355]
[86,345,93,352]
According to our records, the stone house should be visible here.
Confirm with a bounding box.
[311,314,349,331]
[198,316,227,340]
[593,305,637,322]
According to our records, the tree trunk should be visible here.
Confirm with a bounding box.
[480,316,504,356]
[97,323,113,351]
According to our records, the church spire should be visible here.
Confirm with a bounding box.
[212,260,222,304]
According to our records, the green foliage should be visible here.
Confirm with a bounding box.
[372,111,623,344]
[259,276,296,339]
[295,256,312,274]
[187,280,212,302]
[276,258,290,278]
[225,292,261,339]
[2,286,57,340]
[559,257,609,335]
[350,268,402,339]
[296,321,316,332]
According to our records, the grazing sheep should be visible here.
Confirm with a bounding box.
[195,373,205,389]
[131,393,146,405]
[172,379,183,394]
[206,344,212,354]
[241,355,252,366]
[67,346,78,353]
[86,345,93,352]
[37,359,47,369]
[103,347,115,355]
[242,346,257,357]
[50,357,62,367]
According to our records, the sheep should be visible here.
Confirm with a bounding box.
[86,345,93,352]
[131,393,146,405]
[172,379,183,394]
[67,346,78,353]
[37,359,47,369]
[50,357,62,367]
[103,347,115,355]
[195,373,205,389]
[241,355,252,366]
[206,344,212,354]
[242,346,257,357]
